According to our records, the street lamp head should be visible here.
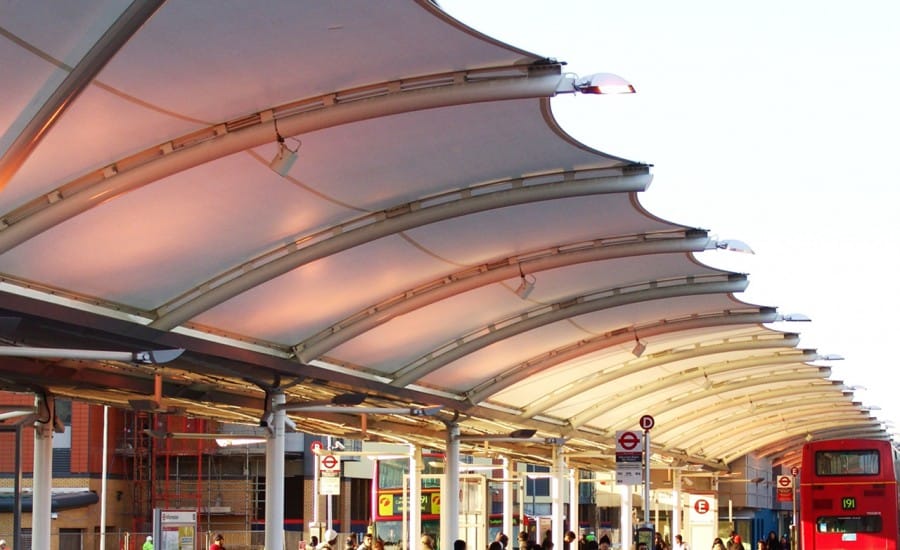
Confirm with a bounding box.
[574,73,636,95]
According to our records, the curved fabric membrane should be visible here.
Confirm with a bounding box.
[0,0,884,472]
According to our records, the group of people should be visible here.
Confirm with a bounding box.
[754,531,787,550]
[308,529,386,550]
[140,532,225,550]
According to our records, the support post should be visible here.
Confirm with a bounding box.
[410,445,422,550]
[620,485,633,550]
[12,421,24,550]
[672,470,682,541]
[551,442,565,550]
[265,390,286,550]
[100,406,109,550]
[569,468,579,540]
[444,423,461,549]
[32,394,54,550]
[503,458,514,540]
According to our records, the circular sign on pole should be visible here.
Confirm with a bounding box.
[310,440,323,453]
[778,475,792,488]
[322,454,338,469]
[693,498,710,514]
[791,466,799,477]
[639,414,655,431]
[618,431,641,450]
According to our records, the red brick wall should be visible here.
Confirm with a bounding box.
[0,391,36,473]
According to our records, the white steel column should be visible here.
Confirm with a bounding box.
[32,394,54,550]
[519,469,527,543]
[552,442,565,550]
[444,423,461,548]
[672,470,682,540]
[569,468,579,537]
[620,486,633,550]
[503,458,514,539]
[266,390,286,550]
[410,445,422,550]
[100,406,109,550]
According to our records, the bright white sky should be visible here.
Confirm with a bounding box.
[442,0,900,433]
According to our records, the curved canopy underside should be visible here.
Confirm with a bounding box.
[0,0,885,471]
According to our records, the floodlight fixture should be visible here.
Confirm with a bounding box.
[631,330,646,357]
[0,346,184,364]
[455,428,538,442]
[774,313,811,322]
[217,437,267,447]
[133,348,185,364]
[573,73,636,95]
[817,354,844,361]
[278,403,441,417]
[514,264,535,299]
[269,120,301,177]
[707,239,755,254]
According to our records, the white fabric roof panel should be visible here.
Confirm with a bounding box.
[0,0,886,471]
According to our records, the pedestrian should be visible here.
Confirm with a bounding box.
[541,530,553,550]
[712,539,726,550]
[143,535,154,550]
[490,542,503,550]
[374,539,385,550]
[360,532,374,550]
[319,530,339,550]
[0,539,8,550]
[518,531,530,550]
[729,531,742,550]
[421,534,436,550]
[673,535,689,550]
[764,532,781,550]
[454,539,468,550]
[346,535,358,550]
[311,537,320,549]
[564,531,576,550]
[497,533,509,550]
[598,535,611,550]
[653,532,667,550]
[210,534,225,550]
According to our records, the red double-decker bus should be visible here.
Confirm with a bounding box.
[800,439,899,550]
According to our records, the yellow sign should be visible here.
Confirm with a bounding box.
[378,494,394,516]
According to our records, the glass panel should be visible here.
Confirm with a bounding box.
[815,450,880,476]
[816,515,883,533]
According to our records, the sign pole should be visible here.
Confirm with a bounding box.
[639,415,655,525]
[643,429,650,524]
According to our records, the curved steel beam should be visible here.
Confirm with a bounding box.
[389,273,748,388]
[718,417,882,464]
[763,427,891,463]
[606,373,836,435]
[516,330,796,418]
[0,63,573,254]
[567,350,821,429]
[714,415,881,459]
[0,0,167,190]
[712,411,884,461]
[152,167,651,330]
[678,402,862,452]
[653,387,851,443]
[295,228,709,362]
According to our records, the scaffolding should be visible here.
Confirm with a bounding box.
[117,413,263,541]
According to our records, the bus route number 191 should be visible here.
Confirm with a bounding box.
[842,497,857,510]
